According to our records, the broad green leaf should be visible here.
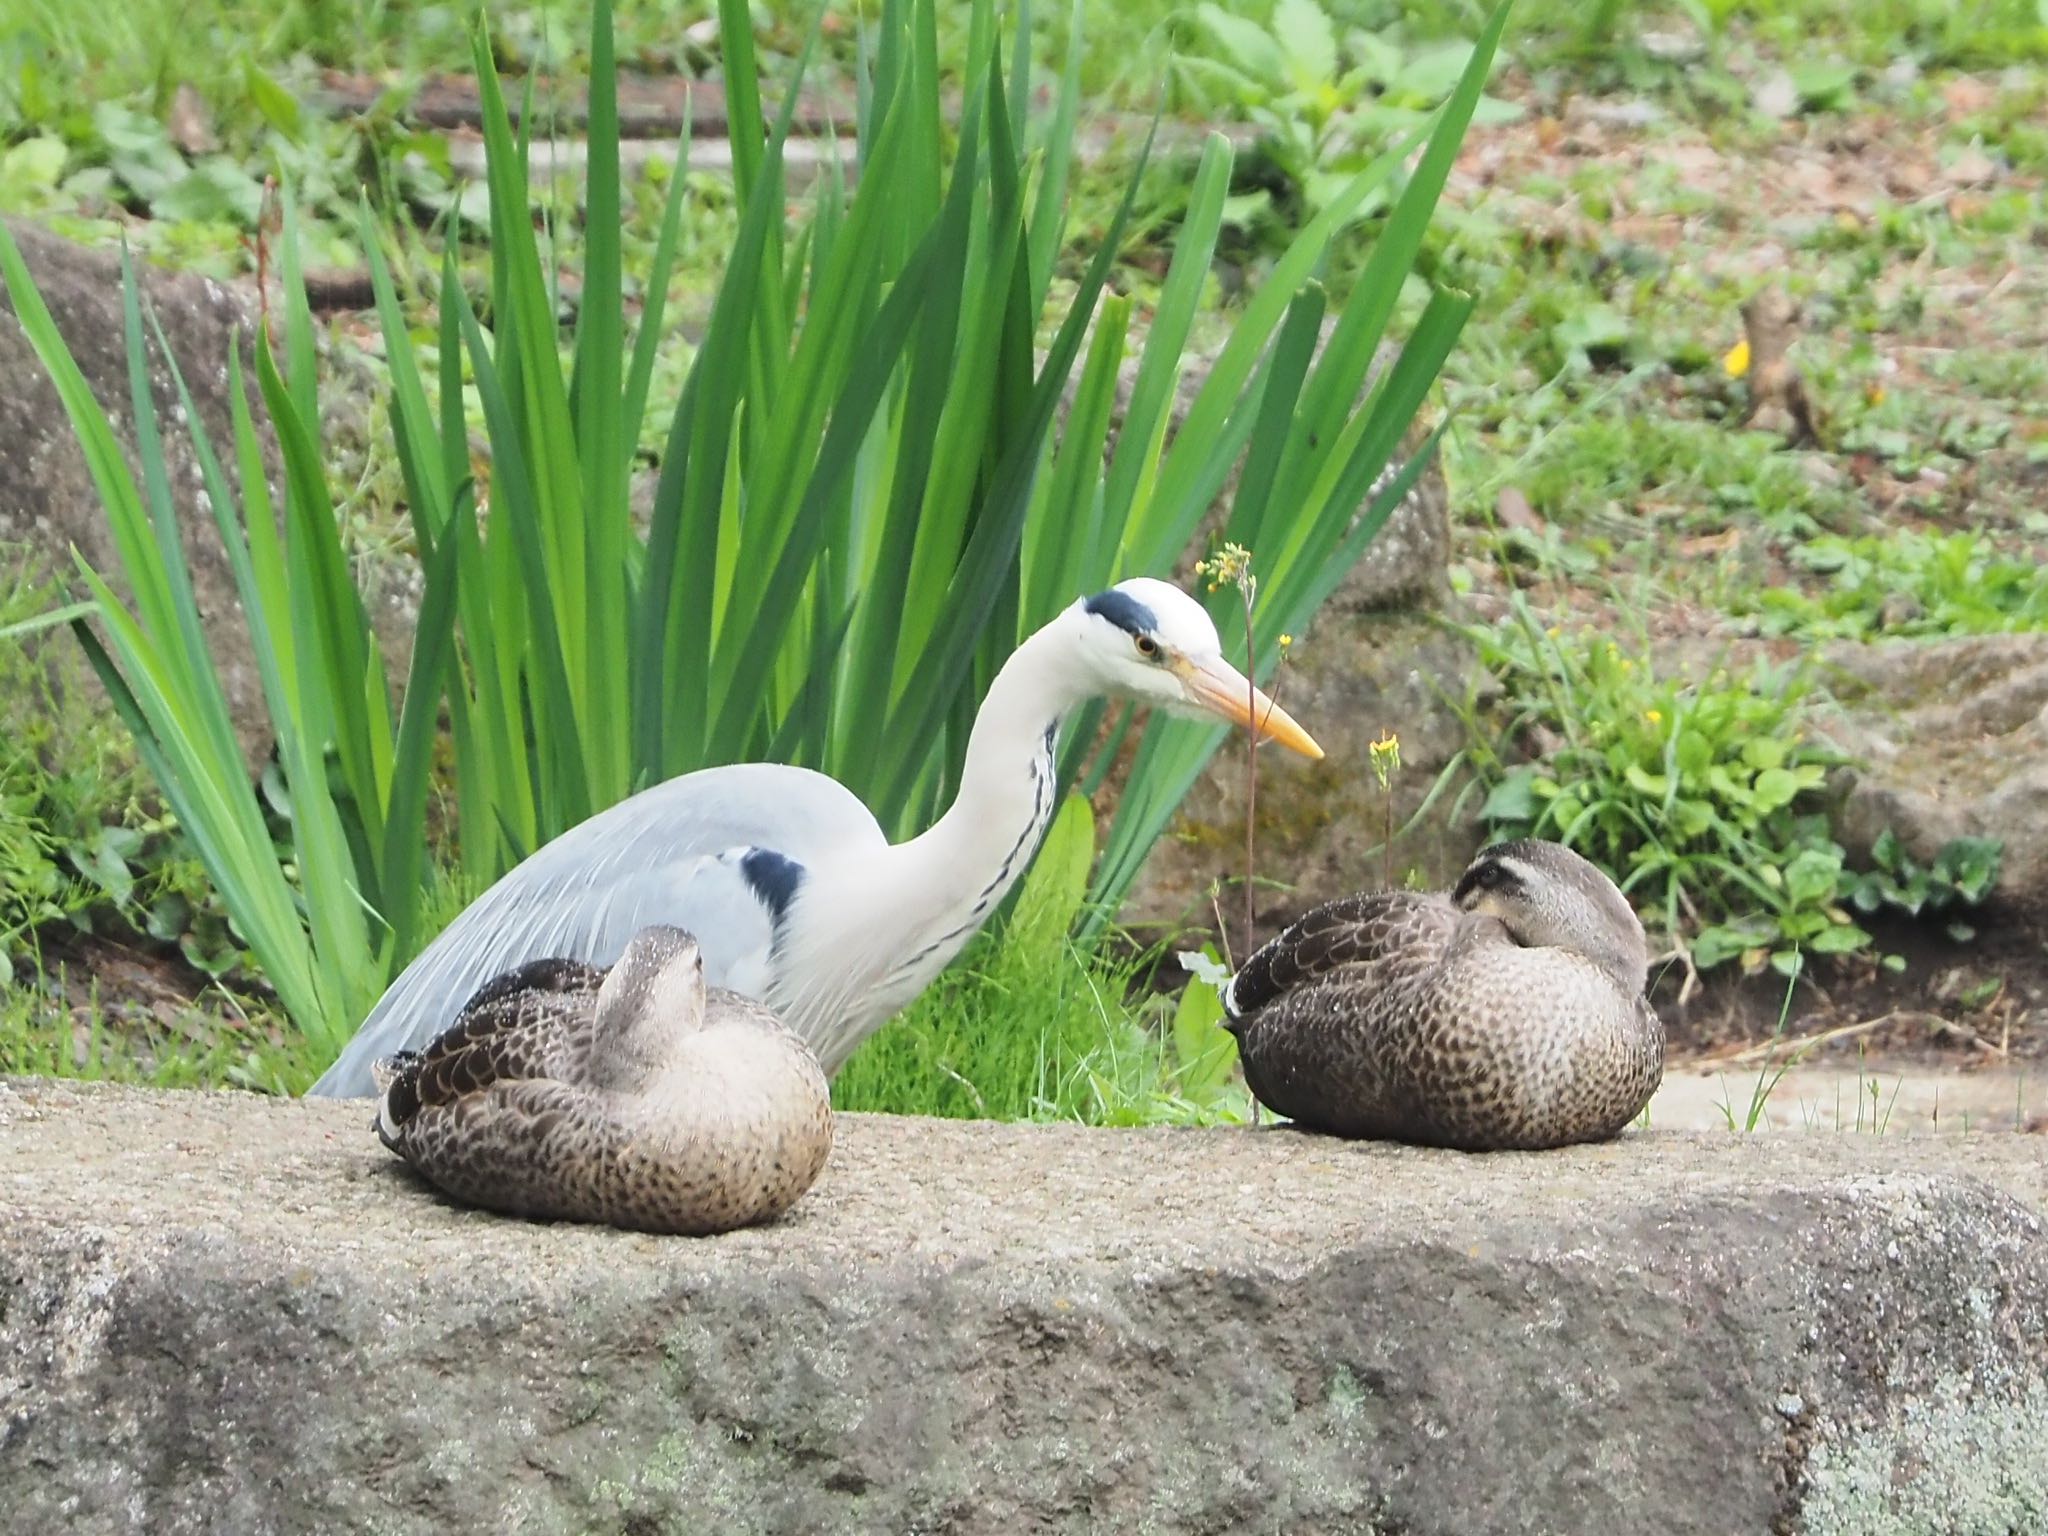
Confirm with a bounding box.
[1012,794,1096,940]
[1750,766,1801,812]
[1196,3,1285,86]
[1807,922,1869,955]
[1481,771,1540,823]
[1783,846,1844,907]
[1272,0,1339,90]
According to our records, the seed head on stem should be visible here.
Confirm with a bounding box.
[1193,542,1288,960]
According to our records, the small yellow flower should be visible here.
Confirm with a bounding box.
[1546,625,1562,639]
[1195,542,1255,591]
[1369,730,1402,791]
[1278,633,1294,653]
[1644,708,1664,726]
[1865,383,1886,406]
[1723,339,1751,378]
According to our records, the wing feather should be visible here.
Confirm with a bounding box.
[1225,891,1463,1020]
[316,763,886,1098]
[375,956,600,1144]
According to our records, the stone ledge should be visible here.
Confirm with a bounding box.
[3,1079,2046,1536]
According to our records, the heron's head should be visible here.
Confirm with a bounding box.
[1452,840,1648,994]
[1073,578,1322,759]
[595,924,708,1035]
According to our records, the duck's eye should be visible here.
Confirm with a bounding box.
[1134,634,1161,660]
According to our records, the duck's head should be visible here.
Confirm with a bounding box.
[1069,578,1322,759]
[1453,840,1648,995]
[596,924,709,1037]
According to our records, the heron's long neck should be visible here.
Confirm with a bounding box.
[844,626,1082,984]
[790,624,1087,1070]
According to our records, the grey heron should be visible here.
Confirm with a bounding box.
[311,578,1321,1097]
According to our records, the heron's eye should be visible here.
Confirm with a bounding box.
[1134,634,1161,660]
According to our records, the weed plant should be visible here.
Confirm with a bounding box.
[834,797,1249,1123]
[1465,596,2007,977]
[1465,597,1860,977]
[1743,530,2048,640]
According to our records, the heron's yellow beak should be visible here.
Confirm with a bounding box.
[1176,654,1324,760]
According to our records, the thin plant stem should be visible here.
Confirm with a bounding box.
[1384,783,1393,890]
[1239,580,1258,954]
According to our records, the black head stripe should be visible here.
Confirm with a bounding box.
[1453,856,1514,905]
[1083,588,1158,637]
[1450,861,1483,904]
[739,847,805,923]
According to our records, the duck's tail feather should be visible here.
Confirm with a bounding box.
[372,1051,423,1152]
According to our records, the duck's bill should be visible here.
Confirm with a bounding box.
[1179,656,1324,760]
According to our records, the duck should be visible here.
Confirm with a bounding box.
[1221,840,1664,1151]
[371,925,833,1235]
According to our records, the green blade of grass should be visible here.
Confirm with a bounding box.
[256,339,393,838]
[1103,131,1231,571]
[456,297,593,828]
[620,119,693,464]
[474,19,591,776]
[571,0,630,805]
[375,483,469,972]
[874,114,1159,814]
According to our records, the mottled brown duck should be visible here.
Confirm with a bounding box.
[1223,841,1664,1151]
[372,925,833,1234]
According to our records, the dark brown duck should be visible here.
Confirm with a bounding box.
[1223,841,1665,1151]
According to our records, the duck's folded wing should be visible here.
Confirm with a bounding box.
[382,959,602,1128]
[1224,891,1461,1018]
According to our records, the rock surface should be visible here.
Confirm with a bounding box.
[0,219,408,767]
[0,219,278,762]
[1120,610,1487,947]
[5,1078,2047,1536]
[1817,633,2048,914]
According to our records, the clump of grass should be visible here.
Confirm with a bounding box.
[0,957,319,1093]
[1740,530,2048,640]
[1463,595,1858,979]
[833,795,1249,1124]
[830,928,1244,1125]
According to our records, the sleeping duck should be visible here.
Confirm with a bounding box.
[372,925,833,1234]
[1223,840,1664,1151]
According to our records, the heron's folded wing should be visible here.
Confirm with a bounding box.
[312,764,886,1098]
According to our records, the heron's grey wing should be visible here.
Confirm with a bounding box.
[1224,891,1462,1019]
[312,764,885,1098]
